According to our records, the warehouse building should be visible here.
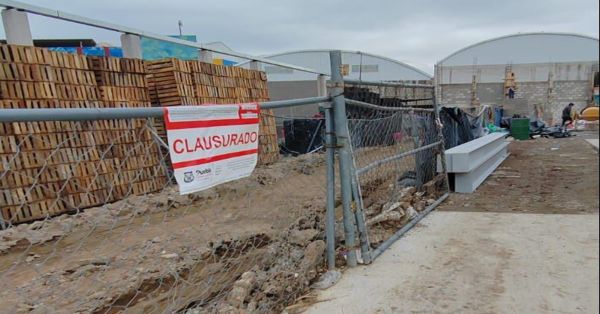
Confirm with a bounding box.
[261,49,431,82]
[246,49,432,119]
[435,32,599,123]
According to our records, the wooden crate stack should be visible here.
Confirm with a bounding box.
[84,55,168,207]
[0,44,167,224]
[89,56,151,108]
[0,44,75,222]
[146,58,196,106]
[146,59,279,164]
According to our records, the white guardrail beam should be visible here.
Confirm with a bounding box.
[0,0,327,75]
[441,133,510,193]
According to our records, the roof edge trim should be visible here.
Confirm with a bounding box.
[238,49,433,78]
[437,32,600,65]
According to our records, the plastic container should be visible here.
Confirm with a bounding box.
[511,118,530,140]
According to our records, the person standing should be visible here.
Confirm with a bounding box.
[507,86,516,99]
[561,103,575,126]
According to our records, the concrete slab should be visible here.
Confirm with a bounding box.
[586,139,599,152]
[306,211,599,314]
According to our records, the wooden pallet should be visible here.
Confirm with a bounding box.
[0,44,167,225]
[145,58,279,165]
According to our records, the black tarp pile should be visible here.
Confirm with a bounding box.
[440,106,490,149]
[282,119,324,155]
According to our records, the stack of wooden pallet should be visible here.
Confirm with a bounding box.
[0,44,167,224]
[146,59,279,164]
[89,56,150,108]
[146,58,196,106]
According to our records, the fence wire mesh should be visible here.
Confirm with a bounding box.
[345,83,448,252]
[0,114,330,313]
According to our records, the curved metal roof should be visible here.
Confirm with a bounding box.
[265,49,431,78]
[238,49,432,79]
[438,32,599,66]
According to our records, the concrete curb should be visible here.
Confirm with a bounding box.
[585,139,599,152]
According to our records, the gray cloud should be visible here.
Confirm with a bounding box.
[3,0,598,73]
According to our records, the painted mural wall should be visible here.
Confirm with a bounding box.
[140,35,198,60]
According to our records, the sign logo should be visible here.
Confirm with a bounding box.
[183,171,194,183]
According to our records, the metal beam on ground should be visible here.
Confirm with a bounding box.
[442,133,509,193]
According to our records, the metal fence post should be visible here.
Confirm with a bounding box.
[319,74,337,270]
[329,50,357,267]
[324,102,337,270]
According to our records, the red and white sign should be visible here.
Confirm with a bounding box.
[163,104,260,194]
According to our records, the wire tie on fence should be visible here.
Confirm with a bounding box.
[327,82,344,89]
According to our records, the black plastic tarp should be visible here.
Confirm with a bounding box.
[440,107,475,149]
[282,119,324,154]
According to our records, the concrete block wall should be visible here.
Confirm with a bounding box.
[439,84,471,106]
[476,83,504,104]
[516,82,548,103]
[438,62,598,84]
[440,79,592,124]
[550,80,590,123]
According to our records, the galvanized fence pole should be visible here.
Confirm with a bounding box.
[324,103,337,270]
[329,50,357,267]
[319,73,337,270]
[0,96,331,122]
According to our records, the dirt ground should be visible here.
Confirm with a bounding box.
[2,134,596,313]
[0,135,445,313]
[0,154,330,313]
[439,135,599,214]
[306,135,599,314]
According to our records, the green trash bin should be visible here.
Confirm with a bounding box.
[511,118,530,140]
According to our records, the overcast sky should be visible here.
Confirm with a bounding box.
[2,0,598,74]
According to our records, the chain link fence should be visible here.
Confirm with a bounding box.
[0,53,450,313]
[344,81,449,259]
[0,112,332,313]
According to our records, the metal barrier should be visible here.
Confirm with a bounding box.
[0,98,337,313]
[343,79,450,262]
[0,49,449,312]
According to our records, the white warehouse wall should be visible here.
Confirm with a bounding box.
[435,33,599,123]
[245,50,432,82]
[438,33,599,67]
